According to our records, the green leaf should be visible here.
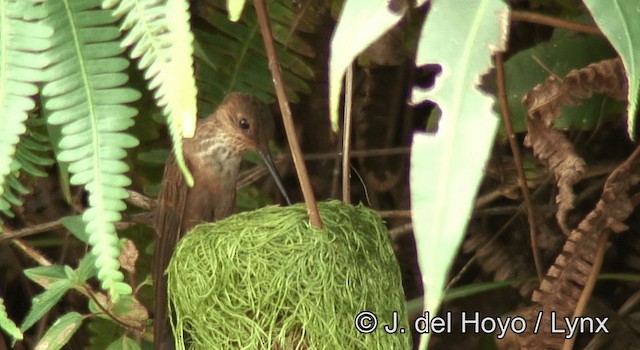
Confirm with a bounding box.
[583,0,640,138]
[76,254,98,284]
[24,266,67,288]
[503,33,621,133]
[227,0,247,22]
[42,0,140,299]
[87,294,147,330]
[20,279,73,332]
[409,0,508,349]
[60,215,90,244]
[0,297,22,341]
[329,0,405,131]
[106,336,141,350]
[34,312,84,350]
[87,317,120,350]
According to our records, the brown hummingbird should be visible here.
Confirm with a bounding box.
[152,93,291,349]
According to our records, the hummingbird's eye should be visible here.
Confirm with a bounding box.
[239,117,250,130]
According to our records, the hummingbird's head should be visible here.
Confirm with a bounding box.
[193,92,291,205]
[214,92,275,156]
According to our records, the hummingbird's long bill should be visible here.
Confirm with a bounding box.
[260,152,292,206]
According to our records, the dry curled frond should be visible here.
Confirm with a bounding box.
[522,58,627,234]
[516,58,633,349]
[516,144,640,350]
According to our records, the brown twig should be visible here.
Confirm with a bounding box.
[1,221,64,242]
[510,10,603,36]
[474,184,520,209]
[378,210,412,219]
[11,239,53,266]
[389,223,413,240]
[125,189,156,210]
[330,127,343,199]
[342,65,354,204]
[496,53,544,282]
[474,204,555,217]
[300,147,410,160]
[254,0,322,228]
[0,215,143,242]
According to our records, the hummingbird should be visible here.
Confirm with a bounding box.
[152,93,291,349]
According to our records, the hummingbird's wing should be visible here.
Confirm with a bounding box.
[152,153,189,349]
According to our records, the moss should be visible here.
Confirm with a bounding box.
[167,200,411,349]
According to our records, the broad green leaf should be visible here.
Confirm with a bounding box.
[504,33,621,133]
[0,297,22,341]
[583,0,640,138]
[409,0,508,348]
[329,0,405,131]
[106,336,141,350]
[227,0,247,22]
[34,312,84,350]
[24,266,67,288]
[20,279,73,332]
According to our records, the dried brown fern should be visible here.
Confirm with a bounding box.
[516,58,638,350]
[517,144,640,349]
[522,58,627,234]
[462,225,545,297]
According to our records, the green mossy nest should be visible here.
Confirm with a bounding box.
[167,200,411,349]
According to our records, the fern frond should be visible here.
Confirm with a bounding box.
[193,0,316,115]
[0,119,54,218]
[104,0,196,186]
[42,0,141,298]
[0,0,52,223]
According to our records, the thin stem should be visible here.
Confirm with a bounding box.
[1,221,63,242]
[330,121,343,198]
[85,287,144,331]
[254,0,322,228]
[302,147,409,160]
[1,216,141,242]
[342,65,354,204]
[11,239,52,266]
[495,53,543,282]
[388,223,413,240]
[510,10,603,36]
[378,210,412,219]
